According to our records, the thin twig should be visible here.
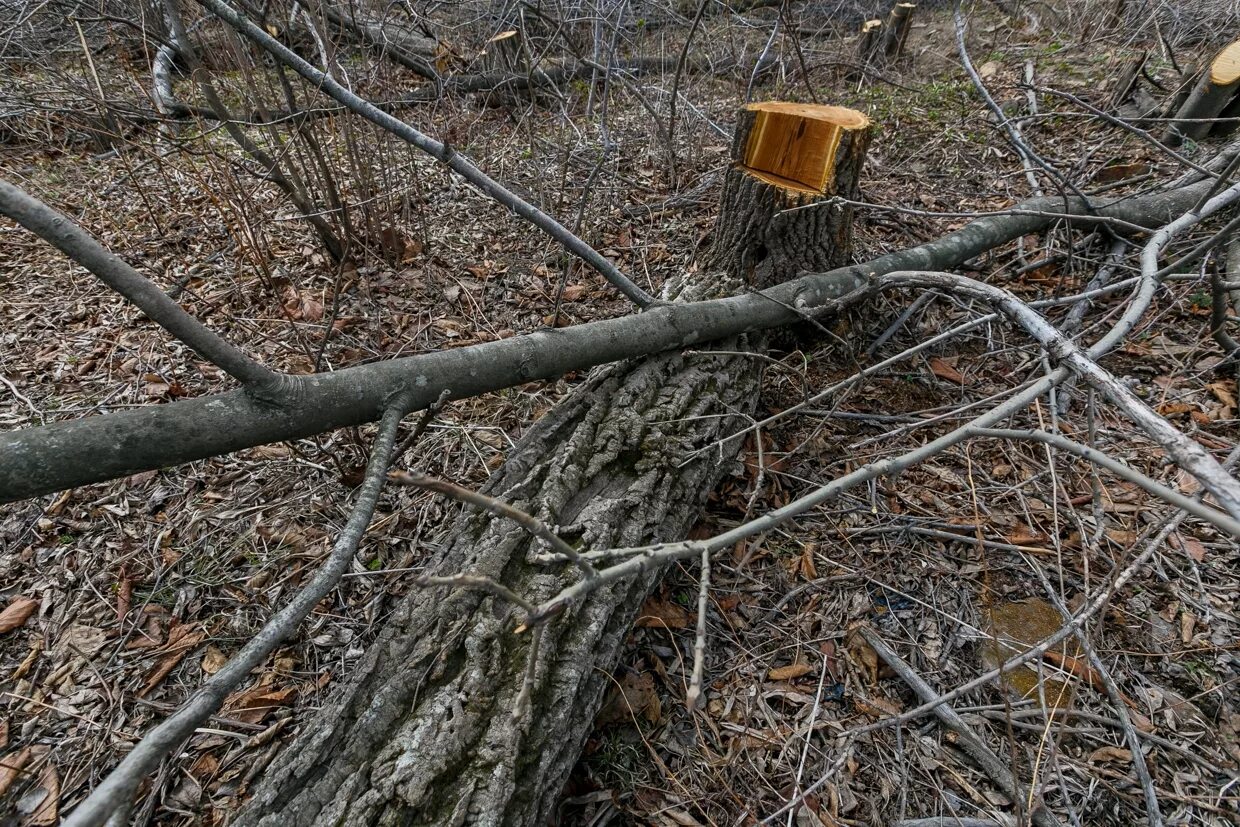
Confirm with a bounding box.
[686,545,709,710]
[62,390,416,827]
[388,470,597,580]
[860,626,1062,827]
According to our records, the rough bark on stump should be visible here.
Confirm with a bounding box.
[857,19,883,64]
[881,3,916,61]
[1165,39,1240,146]
[234,103,871,827]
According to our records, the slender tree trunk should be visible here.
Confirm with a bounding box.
[235,103,871,826]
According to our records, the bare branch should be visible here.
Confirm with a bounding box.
[194,0,656,309]
[0,178,279,390]
[62,390,416,827]
[880,270,1240,519]
[388,470,598,580]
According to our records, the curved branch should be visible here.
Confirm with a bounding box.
[62,391,415,827]
[194,0,656,308]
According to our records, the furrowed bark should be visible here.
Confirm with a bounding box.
[0,173,1224,504]
[1165,39,1240,146]
[233,102,872,826]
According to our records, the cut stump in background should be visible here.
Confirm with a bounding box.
[1166,38,1240,146]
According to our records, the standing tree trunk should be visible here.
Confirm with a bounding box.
[1165,38,1240,146]
[235,102,872,826]
[881,3,916,61]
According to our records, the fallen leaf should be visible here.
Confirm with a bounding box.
[928,356,965,385]
[596,671,660,726]
[0,597,37,634]
[201,645,228,675]
[1094,162,1150,184]
[636,596,693,629]
[769,662,813,682]
[140,624,205,696]
[0,746,32,797]
[853,695,902,717]
[1170,533,1207,562]
[24,761,59,825]
[223,684,298,725]
[1088,745,1133,764]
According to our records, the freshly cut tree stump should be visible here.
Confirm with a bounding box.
[236,103,871,826]
[1166,38,1240,146]
[881,2,917,60]
[857,18,883,62]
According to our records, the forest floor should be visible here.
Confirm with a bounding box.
[1,1,1238,825]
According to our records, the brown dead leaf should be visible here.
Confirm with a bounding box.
[0,746,32,797]
[25,761,59,825]
[1088,745,1133,764]
[846,628,881,685]
[201,645,228,676]
[0,596,38,634]
[636,595,693,629]
[928,356,965,385]
[596,671,661,726]
[140,624,205,697]
[769,662,813,682]
[853,695,902,718]
[1005,525,1048,546]
[560,284,588,302]
[1169,533,1207,562]
[223,684,298,725]
[1094,162,1150,184]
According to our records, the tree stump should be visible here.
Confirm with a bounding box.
[1165,38,1240,146]
[235,103,871,826]
[881,3,917,61]
[857,18,883,64]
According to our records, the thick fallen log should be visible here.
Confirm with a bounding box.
[0,169,1226,504]
[233,100,873,827]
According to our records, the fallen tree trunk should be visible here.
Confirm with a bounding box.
[0,168,1226,504]
[317,2,443,80]
[234,101,873,825]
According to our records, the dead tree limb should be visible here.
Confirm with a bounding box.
[1,170,1230,503]
[62,391,416,827]
[316,0,442,81]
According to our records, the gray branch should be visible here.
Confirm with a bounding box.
[62,391,415,827]
[0,178,279,389]
[2,172,1227,503]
